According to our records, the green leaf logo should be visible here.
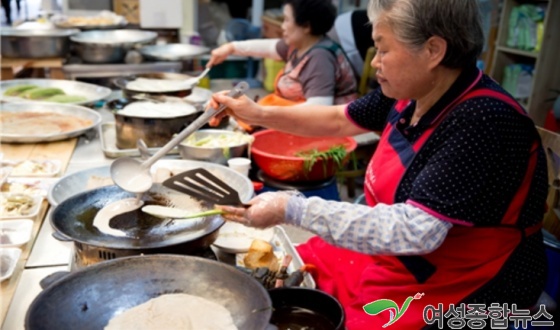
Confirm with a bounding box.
[363,292,424,327]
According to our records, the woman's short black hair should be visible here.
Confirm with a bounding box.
[284,0,337,36]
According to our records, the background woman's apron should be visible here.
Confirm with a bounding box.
[297,86,541,329]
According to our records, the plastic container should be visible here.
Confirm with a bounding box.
[251,129,357,182]
[0,247,22,282]
[0,219,33,248]
[227,157,251,177]
[0,193,42,219]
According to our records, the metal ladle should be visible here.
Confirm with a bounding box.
[110,81,249,194]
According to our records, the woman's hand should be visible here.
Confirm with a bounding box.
[216,192,292,228]
[206,43,235,68]
[207,91,263,127]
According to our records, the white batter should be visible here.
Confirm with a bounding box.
[93,197,143,237]
[118,101,198,118]
[126,78,189,93]
[104,293,238,330]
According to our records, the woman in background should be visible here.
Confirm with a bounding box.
[207,0,358,108]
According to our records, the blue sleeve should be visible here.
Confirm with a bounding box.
[346,88,395,131]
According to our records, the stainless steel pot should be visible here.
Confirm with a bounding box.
[108,99,203,149]
[0,28,79,58]
[70,30,157,63]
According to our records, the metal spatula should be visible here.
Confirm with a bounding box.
[163,168,250,207]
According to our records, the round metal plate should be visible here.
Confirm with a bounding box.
[0,79,112,106]
[0,102,102,143]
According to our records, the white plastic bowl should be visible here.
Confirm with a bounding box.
[0,219,33,248]
[0,247,22,282]
[0,193,42,219]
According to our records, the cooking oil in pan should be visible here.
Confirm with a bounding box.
[270,306,337,330]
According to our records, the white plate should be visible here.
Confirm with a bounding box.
[0,193,42,219]
[212,222,274,254]
[8,159,61,177]
[0,247,22,282]
[1,177,58,197]
[0,219,33,248]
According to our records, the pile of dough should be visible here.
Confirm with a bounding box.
[243,239,278,271]
[105,293,238,330]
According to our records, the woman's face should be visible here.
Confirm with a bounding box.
[371,20,434,100]
[281,4,309,48]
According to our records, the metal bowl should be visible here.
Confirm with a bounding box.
[0,102,102,143]
[26,255,272,330]
[0,28,79,58]
[70,30,157,63]
[0,78,112,106]
[178,129,250,165]
[139,43,209,61]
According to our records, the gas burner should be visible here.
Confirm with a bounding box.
[70,244,218,271]
[256,170,336,191]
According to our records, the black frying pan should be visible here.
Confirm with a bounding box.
[25,255,272,330]
[112,72,195,98]
[50,184,224,250]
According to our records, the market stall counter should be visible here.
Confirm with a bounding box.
[0,79,317,329]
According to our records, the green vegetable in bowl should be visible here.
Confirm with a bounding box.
[295,145,348,176]
[3,84,38,96]
[44,94,88,103]
[21,87,64,100]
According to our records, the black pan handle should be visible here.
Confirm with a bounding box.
[51,230,73,242]
[40,271,70,290]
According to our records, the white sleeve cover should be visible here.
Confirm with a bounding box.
[231,39,283,61]
[296,96,335,106]
[286,196,453,255]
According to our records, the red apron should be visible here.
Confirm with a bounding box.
[297,80,542,329]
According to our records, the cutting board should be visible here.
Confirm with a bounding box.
[0,138,78,325]
[0,138,78,173]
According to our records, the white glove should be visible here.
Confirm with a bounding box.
[217,191,303,228]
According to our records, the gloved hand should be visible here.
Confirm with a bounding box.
[208,91,263,127]
[217,192,294,228]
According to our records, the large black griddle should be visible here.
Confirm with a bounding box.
[51,184,224,250]
[25,255,272,330]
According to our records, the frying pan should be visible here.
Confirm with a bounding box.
[50,184,223,250]
[112,72,196,98]
[25,255,272,330]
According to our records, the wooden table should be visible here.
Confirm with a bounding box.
[0,139,78,325]
[0,57,66,80]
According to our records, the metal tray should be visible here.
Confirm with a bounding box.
[99,122,180,158]
[0,79,112,106]
[222,226,316,289]
[0,102,102,143]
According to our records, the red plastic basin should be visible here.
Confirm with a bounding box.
[251,129,357,182]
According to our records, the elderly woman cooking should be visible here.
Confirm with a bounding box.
[209,0,548,329]
[207,0,357,108]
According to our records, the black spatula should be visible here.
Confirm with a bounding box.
[163,168,250,207]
